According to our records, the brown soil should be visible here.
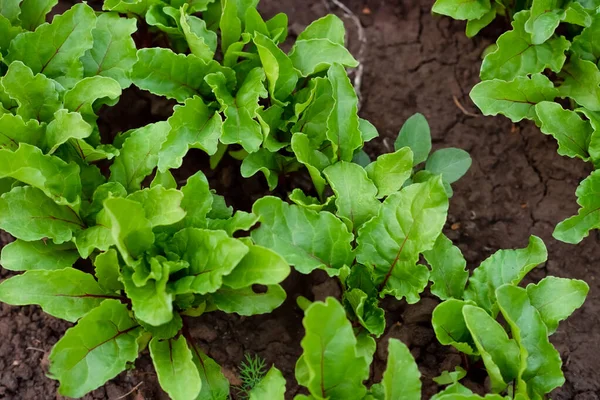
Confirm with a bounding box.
[1,1,599,399]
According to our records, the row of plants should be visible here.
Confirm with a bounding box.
[433,0,600,244]
[0,1,590,399]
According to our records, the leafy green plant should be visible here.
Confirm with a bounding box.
[433,0,600,243]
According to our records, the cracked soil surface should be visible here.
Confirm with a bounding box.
[0,0,599,399]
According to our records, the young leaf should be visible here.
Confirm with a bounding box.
[345,288,385,336]
[571,14,600,63]
[222,242,290,289]
[323,161,381,230]
[525,0,565,45]
[432,0,492,20]
[254,32,298,102]
[558,57,600,112]
[463,305,521,393]
[127,186,186,227]
[290,132,330,197]
[365,147,413,198]
[327,63,363,162]
[0,239,78,271]
[535,101,592,160]
[297,298,369,399]
[379,339,421,400]
[249,366,286,400]
[45,110,93,154]
[423,234,468,300]
[0,269,113,322]
[19,0,57,31]
[470,74,558,123]
[526,276,589,334]
[394,113,431,165]
[0,186,84,243]
[480,11,570,81]
[356,178,448,302]
[220,0,242,54]
[94,249,124,293]
[102,0,154,15]
[251,196,354,276]
[425,148,472,184]
[180,171,213,228]
[209,284,286,315]
[464,236,547,316]
[0,0,22,24]
[207,210,259,236]
[81,12,138,88]
[241,148,296,190]
[188,341,231,400]
[150,336,202,400]
[432,299,477,355]
[63,76,122,122]
[6,3,96,87]
[466,8,496,37]
[48,300,141,398]
[180,11,217,62]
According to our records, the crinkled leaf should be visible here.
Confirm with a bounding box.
[46,110,93,154]
[207,211,259,236]
[127,186,186,227]
[394,113,431,165]
[0,113,44,150]
[254,32,298,102]
[558,57,600,112]
[241,148,296,190]
[209,284,286,315]
[0,239,78,271]
[365,147,413,198]
[571,14,600,63]
[0,269,111,322]
[345,288,385,336]
[74,225,113,259]
[525,0,565,44]
[102,0,157,15]
[150,336,202,400]
[423,234,468,300]
[63,76,122,122]
[181,171,213,228]
[356,178,448,302]
[48,300,141,398]
[222,242,290,289]
[291,132,330,197]
[251,196,354,276]
[0,0,22,24]
[19,0,57,30]
[94,249,124,293]
[181,10,217,62]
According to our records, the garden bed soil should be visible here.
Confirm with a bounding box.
[1,0,599,399]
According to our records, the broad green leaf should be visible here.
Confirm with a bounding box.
[0,269,111,322]
[327,63,362,161]
[103,197,155,265]
[1,61,60,122]
[323,161,380,230]
[535,101,592,160]
[496,285,564,397]
[251,196,354,276]
[470,74,558,122]
[150,336,202,400]
[480,11,570,81]
[297,298,369,399]
[291,132,330,197]
[222,242,290,289]
[132,48,235,102]
[249,366,286,400]
[0,113,44,149]
[180,10,217,62]
[48,300,141,398]
[127,186,186,227]
[426,148,472,184]
[209,284,286,315]
[206,68,266,152]
[0,0,21,24]
[170,228,249,295]
[463,305,521,392]
[526,276,589,334]
[181,171,213,228]
[7,3,96,87]
[0,239,78,271]
[207,210,259,236]
[525,0,565,44]
[45,110,93,154]
[558,57,600,112]
[365,147,413,198]
[19,0,57,31]
[220,0,242,53]
[240,148,296,190]
[423,234,468,300]
[94,249,124,293]
[356,178,448,302]
[189,342,230,400]
[432,0,491,20]
[571,14,600,63]
[110,121,170,192]
[379,339,421,400]
[554,170,600,243]
[81,12,138,88]
[254,32,298,102]
[0,186,84,243]
[464,236,547,316]
[345,288,385,336]
[297,14,345,44]
[63,76,122,122]
[432,299,477,355]
[466,8,496,37]
[394,113,431,165]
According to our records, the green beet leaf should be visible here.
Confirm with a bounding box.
[188,340,230,400]
[222,242,290,289]
[0,239,78,271]
[365,147,413,198]
[241,148,297,190]
[423,234,468,300]
[45,110,93,154]
[180,9,217,62]
[377,339,421,400]
[571,14,600,63]
[7,3,96,87]
[463,305,521,393]
[0,269,114,322]
[535,101,592,160]
[525,0,565,45]
[81,12,138,88]
[209,284,286,315]
[466,8,496,38]
[94,248,124,293]
[558,57,600,112]
[150,336,202,400]
[323,161,381,231]
[425,148,472,184]
[464,236,547,316]
[291,132,330,197]
[0,186,85,243]
[0,113,43,150]
[480,11,570,81]
[251,196,354,276]
[0,0,22,24]
[127,186,186,227]
[356,178,448,302]
[63,76,122,122]
[470,74,558,123]
[249,366,286,400]
[181,171,213,228]
[19,0,57,31]
[297,298,369,399]
[394,113,431,165]
[207,210,259,236]
[74,225,113,259]
[526,276,589,334]
[48,300,141,398]
[254,32,298,102]
[345,288,385,336]
[432,0,492,20]
[432,299,478,355]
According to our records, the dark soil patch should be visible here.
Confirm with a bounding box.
[1,1,599,399]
